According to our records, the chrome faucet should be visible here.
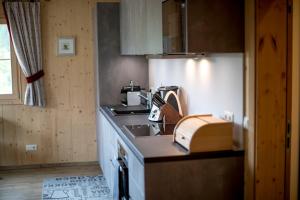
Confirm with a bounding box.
[129,80,134,91]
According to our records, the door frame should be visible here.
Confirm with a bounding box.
[289,0,300,199]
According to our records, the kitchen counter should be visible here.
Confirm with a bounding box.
[98,105,244,199]
[99,106,244,164]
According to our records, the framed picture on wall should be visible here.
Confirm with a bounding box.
[57,37,75,56]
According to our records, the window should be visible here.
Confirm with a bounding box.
[0,23,12,94]
[0,18,21,104]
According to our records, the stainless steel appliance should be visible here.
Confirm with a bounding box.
[121,81,142,106]
[148,93,165,122]
[117,143,129,200]
[158,86,179,99]
[158,86,181,114]
[148,87,182,122]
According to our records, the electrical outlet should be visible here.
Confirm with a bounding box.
[224,111,234,122]
[26,144,37,152]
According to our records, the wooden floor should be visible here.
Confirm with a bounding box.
[0,164,101,200]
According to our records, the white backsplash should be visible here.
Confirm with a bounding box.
[149,53,244,148]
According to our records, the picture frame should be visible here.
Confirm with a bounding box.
[57,37,75,56]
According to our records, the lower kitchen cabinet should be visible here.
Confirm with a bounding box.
[97,110,144,199]
[96,110,118,193]
[97,110,243,200]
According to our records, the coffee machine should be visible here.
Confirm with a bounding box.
[120,80,141,106]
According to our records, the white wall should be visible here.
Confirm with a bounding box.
[149,53,244,148]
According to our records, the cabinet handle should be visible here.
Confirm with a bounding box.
[181,136,185,140]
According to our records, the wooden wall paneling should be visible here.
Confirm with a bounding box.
[37,108,55,164]
[69,0,97,162]
[255,0,287,199]
[0,0,103,166]
[22,108,44,164]
[244,0,255,199]
[20,107,35,165]
[14,106,26,165]
[55,109,73,163]
[2,106,18,166]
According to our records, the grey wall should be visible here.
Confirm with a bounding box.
[95,3,148,106]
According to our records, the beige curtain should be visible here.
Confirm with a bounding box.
[3,1,45,107]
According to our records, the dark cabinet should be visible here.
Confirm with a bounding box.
[187,0,244,53]
[162,0,244,54]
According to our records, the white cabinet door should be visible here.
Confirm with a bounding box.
[96,110,104,170]
[98,111,145,199]
[99,113,109,179]
[97,111,118,191]
[120,0,162,55]
[144,0,163,54]
[106,123,118,191]
[128,150,145,198]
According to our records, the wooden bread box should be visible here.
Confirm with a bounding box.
[173,114,233,153]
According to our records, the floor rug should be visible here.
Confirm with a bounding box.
[42,175,113,200]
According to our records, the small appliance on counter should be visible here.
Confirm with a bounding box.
[121,80,142,106]
[148,91,183,124]
[148,93,165,122]
[173,115,233,153]
[158,86,181,113]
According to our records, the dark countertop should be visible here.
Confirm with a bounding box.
[99,106,244,164]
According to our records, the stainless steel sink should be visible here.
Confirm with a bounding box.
[124,124,176,138]
[109,105,150,116]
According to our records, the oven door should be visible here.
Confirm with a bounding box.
[118,158,129,200]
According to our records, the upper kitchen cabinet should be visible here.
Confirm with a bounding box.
[187,0,244,53]
[121,0,244,55]
[120,0,163,55]
[163,0,244,54]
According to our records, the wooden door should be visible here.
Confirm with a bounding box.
[255,0,289,199]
